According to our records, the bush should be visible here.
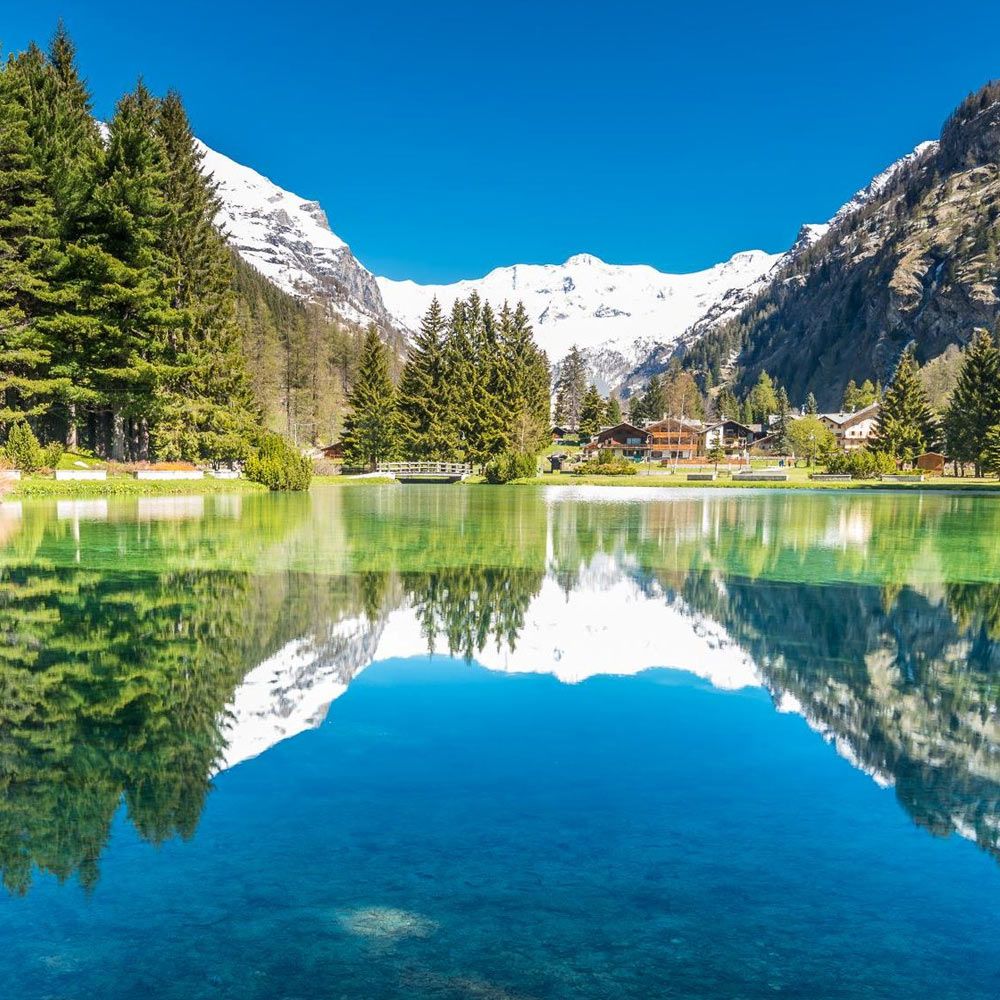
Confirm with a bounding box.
[824,449,897,479]
[574,455,638,476]
[6,423,44,472]
[244,433,312,491]
[484,450,537,484]
[42,442,64,470]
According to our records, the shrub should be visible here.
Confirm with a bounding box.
[824,449,897,478]
[42,442,65,470]
[244,433,312,491]
[6,423,44,472]
[574,455,638,476]
[484,450,537,484]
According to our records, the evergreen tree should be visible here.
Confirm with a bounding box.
[775,385,792,452]
[152,90,256,461]
[341,325,398,469]
[554,345,587,428]
[397,298,460,460]
[637,373,665,423]
[605,393,622,425]
[804,392,818,415]
[982,423,1000,478]
[857,379,878,408]
[842,379,859,412]
[747,370,779,422]
[875,347,938,464]
[715,386,740,420]
[497,301,550,456]
[0,63,67,430]
[578,384,604,437]
[943,329,1000,475]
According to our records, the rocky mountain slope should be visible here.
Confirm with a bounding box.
[200,141,395,329]
[688,82,1000,408]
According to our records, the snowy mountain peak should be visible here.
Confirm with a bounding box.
[376,249,782,370]
[198,140,392,328]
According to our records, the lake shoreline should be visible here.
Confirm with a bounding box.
[7,471,999,499]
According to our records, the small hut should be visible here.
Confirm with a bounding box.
[916,452,945,475]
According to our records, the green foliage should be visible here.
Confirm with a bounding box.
[341,325,399,469]
[5,421,43,471]
[399,295,550,465]
[578,383,605,437]
[244,433,312,491]
[574,454,638,476]
[842,378,878,412]
[707,443,726,468]
[41,441,63,468]
[484,449,537,484]
[605,394,622,425]
[875,347,939,463]
[554,345,587,428]
[786,415,836,464]
[746,370,779,422]
[943,330,1000,472]
[824,449,897,478]
[982,424,1000,478]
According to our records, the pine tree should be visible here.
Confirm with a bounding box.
[605,394,622,425]
[72,80,182,460]
[554,345,587,428]
[842,379,859,412]
[153,90,256,461]
[10,28,104,447]
[804,392,818,415]
[857,379,878,408]
[875,347,938,464]
[341,326,398,469]
[578,384,604,438]
[747,370,779,422]
[775,386,792,452]
[943,329,1000,474]
[496,301,550,456]
[397,298,460,459]
[982,423,1000,478]
[0,62,67,431]
[715,386,740,420]
[638,374,665,423]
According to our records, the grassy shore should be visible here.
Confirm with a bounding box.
[8,475,267,499]
[511,469,1000,491]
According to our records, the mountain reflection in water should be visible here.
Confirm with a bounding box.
[0,485,999,896]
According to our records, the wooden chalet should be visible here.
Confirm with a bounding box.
[646,417,705,460]
[583,422,651,461]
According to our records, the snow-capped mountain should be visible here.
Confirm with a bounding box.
[199,141,394,329]
[199,132,935,393]
[376,250,781,389]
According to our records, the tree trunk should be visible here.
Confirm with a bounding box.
[139,418,149,462]
[111,410,125,462]
[66,404,78,450]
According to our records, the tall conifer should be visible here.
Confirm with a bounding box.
[341,325,398,469]
[875,347,938,464]
[943,329,1000,474]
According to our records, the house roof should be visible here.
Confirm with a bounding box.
[818,402,880,426]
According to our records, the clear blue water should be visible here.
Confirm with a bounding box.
[3,487,1000,998]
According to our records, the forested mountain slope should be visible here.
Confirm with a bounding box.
[689,82,1000,408]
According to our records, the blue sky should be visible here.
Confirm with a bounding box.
[5,1,1000,282]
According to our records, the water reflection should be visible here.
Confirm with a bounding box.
[0,487,999,894]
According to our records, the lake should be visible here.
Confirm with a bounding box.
[2,485,1000,999]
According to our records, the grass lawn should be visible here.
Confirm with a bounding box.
[512,468,1000,491]
[9,475,267,498]
[56,450,108,471]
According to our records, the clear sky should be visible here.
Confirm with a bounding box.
[4,1,1000,282]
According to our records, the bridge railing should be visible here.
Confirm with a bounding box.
[376,461,473,477]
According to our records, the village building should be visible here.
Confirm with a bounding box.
[818,403,880,451]
[646,417,705,461]
[702,419,760,456]
[582,422,651,461]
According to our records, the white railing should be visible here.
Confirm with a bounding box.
[376,461,472,478]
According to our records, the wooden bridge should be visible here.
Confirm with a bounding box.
[376,461,473,483]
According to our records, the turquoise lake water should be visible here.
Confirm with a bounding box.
[2,486,1000,998]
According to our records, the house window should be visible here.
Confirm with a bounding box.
[626,437,643,445]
